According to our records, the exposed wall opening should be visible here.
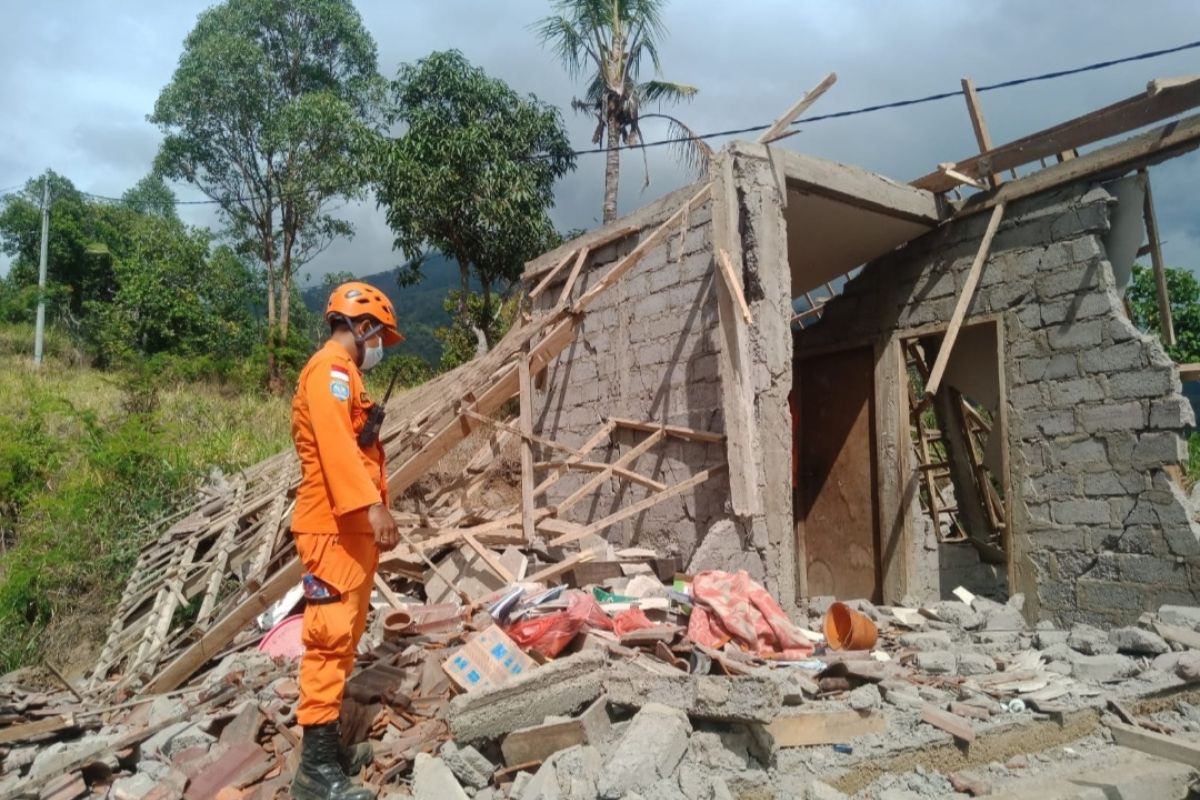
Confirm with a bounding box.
[901,321,1010,601]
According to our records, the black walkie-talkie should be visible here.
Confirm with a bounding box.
[357,365,402,448]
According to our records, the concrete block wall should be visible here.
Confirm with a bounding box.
[527,186,730,561]
[797,180,1199,625]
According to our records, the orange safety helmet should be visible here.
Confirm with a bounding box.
[325,281,404,346]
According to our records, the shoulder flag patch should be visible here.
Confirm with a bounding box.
[331,366,350,383]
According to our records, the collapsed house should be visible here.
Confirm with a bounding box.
[7,74,1200,798]
[80,74,1200,696]
[523,77,1200,628]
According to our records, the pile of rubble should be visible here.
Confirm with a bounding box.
[6,561,1200,799]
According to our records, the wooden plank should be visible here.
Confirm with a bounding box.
[500,696,609,765]
[1178,363,1200,383]
[924,202,1006,397]
[535,460,666,492]
[386,365,520,497]
[759,72,838,144]
[528,314,579,375]
[955,110,1200,218]
[608,418,725,444]
[914,78,1200,193]
[462,408,583,458]
[518,350,537,543]
[573,184,712,314]
[1140,169,1176,346]
[536,517,589,539]
[463,533,516,584]
[534,420,617,496]
[528,248,576,300]
[552,465,727,546]
[554,430,666,517]
[921,703,976,743]
[0,714,76,745]
[523,225,636,283]
[716,248,754,323]
[524,549,598,585]
[765,710,885,747]
[145,559,303,694]
[1150,76,1200,95]
[961,77,1001,188]
[939,164,985,190]
[1109,721,1200,768]
[556,245,591,308]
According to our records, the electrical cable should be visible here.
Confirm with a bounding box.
[12,37,1200,205]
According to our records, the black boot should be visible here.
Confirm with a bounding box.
[338,738,374,776]
[290,722,376,800]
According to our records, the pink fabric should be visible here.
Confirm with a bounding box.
[612,608,664,636]
[686,570,814,659]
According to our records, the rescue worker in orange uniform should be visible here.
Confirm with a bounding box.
[290,282,402,800]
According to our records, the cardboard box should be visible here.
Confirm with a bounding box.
[443,625,537,693]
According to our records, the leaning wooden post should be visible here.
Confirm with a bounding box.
[518,346,536,543]
[925,202,1006,397]
[1139,168,1176,347]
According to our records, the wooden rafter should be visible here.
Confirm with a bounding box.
[915,77,1200,193]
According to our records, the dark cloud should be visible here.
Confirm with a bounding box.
[2,0,1199,280]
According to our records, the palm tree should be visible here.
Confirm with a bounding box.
[535,0,710,223]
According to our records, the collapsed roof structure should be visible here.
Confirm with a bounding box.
[85,72,1200,699]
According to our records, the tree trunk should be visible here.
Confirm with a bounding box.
[456,255,471,327]
[280,258,291,344]
[263,233,284,395]
[603,103,621,224]
[480,276,494,351]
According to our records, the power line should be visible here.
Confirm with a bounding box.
[11,37,1200,205]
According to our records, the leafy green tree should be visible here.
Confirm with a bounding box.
[149,0,382,391]
[0,172,111,320]
[1128,264,1200,363]
[121,175,179,220]
[375,50,575,348]
[535,0,707,223]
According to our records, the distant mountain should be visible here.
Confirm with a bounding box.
[301,252,478,367]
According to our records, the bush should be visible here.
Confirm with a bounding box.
[0,344,292,670]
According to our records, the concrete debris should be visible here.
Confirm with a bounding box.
[441,740,494,789]
[1068,624,1118,655]
[1109,626,1170,655]
[604,667,782,723]
[413,752,470,800]
[847,683,882,711]
[6,545,1200,800]
[597,703,691,799]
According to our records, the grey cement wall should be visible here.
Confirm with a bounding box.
[526,185,731,564]
[796,180,1199,626]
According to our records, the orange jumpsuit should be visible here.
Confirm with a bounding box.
[291,340,388,726]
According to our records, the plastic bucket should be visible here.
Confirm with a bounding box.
[823,601,878,651]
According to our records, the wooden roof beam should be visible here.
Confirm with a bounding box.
[913,76,1200,194]
[953,109,1200,218]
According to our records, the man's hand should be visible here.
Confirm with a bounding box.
[368,502,399,549]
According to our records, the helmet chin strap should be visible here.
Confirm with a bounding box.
[353,321,384,364]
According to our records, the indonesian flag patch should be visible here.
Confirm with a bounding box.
[330,366,351,400]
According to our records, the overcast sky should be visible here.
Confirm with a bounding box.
[2,1,1199,283]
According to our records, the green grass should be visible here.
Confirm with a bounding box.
[0,335,292,671]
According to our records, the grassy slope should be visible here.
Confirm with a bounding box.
[0,325,292,671]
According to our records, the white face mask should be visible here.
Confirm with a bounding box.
[361,338,384,371]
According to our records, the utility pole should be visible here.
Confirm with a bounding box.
[33,176,49,367]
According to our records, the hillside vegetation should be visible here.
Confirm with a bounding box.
[0,325,293,671]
